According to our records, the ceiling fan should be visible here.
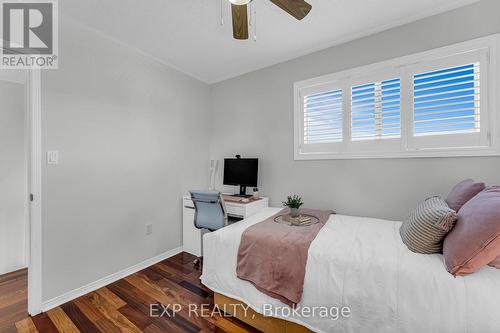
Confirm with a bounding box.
[228,0,312,40]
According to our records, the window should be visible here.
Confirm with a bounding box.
[304,89,343,144]
[294,35,499,160]
[413,63,480,137]
[351,78,401,141]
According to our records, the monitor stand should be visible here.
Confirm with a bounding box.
[233,185,252,198]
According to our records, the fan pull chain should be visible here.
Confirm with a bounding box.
[220,0,224,26]
[249,2,252,27]
[253,1,257,42]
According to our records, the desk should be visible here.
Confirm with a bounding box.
[182,195,269,256]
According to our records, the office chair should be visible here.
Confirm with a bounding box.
[189,190,228,268]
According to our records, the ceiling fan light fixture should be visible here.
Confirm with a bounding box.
[229,0,251,5]
[228,0,312,40]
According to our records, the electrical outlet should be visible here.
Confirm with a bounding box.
[146,224,153,235]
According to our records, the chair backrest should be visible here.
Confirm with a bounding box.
[189,191,228,231]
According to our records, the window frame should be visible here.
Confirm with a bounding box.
[347,68,403,154]
[299,80,346,155]
[293,34,500,160]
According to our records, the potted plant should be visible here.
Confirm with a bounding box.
[283,195,304,218]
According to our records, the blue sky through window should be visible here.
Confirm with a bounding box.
[413,63,479,136]
[351,78,401,140]
[303,89,343,144]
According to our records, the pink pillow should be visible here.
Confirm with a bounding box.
[489,256,500,269]
[446,179,485,212]
[443,187,500,276]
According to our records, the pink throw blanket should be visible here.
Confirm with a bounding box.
[236,208,334,306]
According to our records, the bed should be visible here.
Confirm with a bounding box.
[201,207,500,333]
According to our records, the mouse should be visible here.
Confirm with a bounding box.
[241,198,250,203]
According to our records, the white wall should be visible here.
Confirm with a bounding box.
[0,79,26,275]
[209,0,500,220]
[41,18,211,301]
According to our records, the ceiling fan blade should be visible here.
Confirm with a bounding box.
[231,3,249,40]
[270,0,312,20]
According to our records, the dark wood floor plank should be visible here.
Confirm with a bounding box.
[0,276,28,326]
[179,280,211,299]
[60,302,100,333]
[0,269,27,285]
[117,305,152,330]
[124,274,175,306]
[149,264,184,283]
[73,297,121,333]
[126,273,219,332]
[0,278,27,299]
[107,280,156,312]
[160,259,197,275]
[85,292,142,333]
[31,313,59,333]
[0,289,27,311]
[170,252,197,265]
[0,269,28,333]
[14,318,38,333]
[142,324,164,333]
[154,262,213,296]
[0,301,29,332]
[108,280,204,333]
[150,302,199,333]
[149,274,207,305]
[94,288,126,310]
[142,271,258,333]
[143,322,185,333]
[137,268,165,283]
[46,307,81,333]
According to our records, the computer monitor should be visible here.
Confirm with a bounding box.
[223,158,258,197]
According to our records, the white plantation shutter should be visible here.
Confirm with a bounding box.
[294,37,498,160]
[413,63,480,136]
[351,78,401,141]
[303,89,343,144]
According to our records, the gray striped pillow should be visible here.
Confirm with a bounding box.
[400,196,458,254]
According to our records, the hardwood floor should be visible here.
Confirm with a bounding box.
[3,253,261,333]
[0,269,28,333]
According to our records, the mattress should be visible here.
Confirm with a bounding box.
[201,207,500,333]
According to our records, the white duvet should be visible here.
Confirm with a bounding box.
[201,208,500,333]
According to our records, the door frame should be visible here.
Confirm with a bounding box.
[1,47,43,314]
[27,69,42,316]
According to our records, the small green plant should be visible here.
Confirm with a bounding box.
[282,195,304,209]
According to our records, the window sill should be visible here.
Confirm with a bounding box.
[294,147,500,160]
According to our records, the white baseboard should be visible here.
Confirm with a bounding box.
[41,246,183,312]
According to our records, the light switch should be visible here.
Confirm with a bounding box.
[47,151,59,165]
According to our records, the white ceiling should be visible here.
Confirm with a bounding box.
[60,0,478,84]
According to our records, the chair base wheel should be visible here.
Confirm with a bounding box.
[194,258,202,269]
